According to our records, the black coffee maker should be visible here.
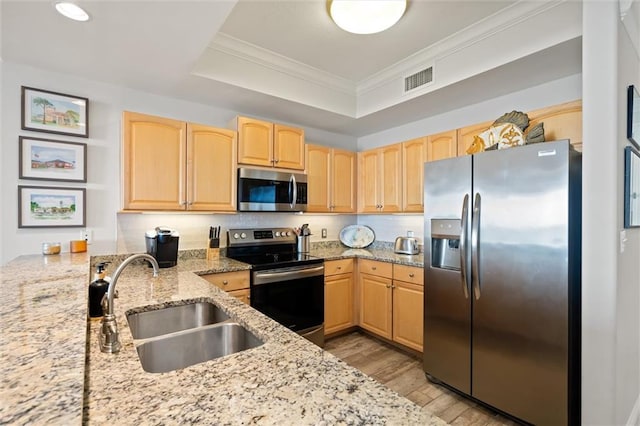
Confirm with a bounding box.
[145,227,179,268]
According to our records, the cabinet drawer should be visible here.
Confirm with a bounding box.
[325,258,354,276]
[359,259,392,278]
[393,264,423,285]
[202,271,249,292]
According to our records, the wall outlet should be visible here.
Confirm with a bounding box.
[321,228,327,238]
[81,229,93,244]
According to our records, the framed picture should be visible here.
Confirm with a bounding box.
[18,186,86,228]
[19,136,87,182]
[624,146,640,228]
[21,86,89,138]
[627,85,640,150]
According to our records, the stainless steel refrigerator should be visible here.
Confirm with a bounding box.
[423,140,581,425]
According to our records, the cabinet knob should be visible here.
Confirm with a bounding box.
[391,285,396,289]
[337,266,342,270]
[222,280,228,285]
[274,159,279,163]
[409,273,414,278]
[386,284,391,289]
[372,266,377,270]
[187,201,193,206]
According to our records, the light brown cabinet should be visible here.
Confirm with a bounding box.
[358,259,424,351]
[233,116,305,170]
[306,144,356,213]
[427,130,458,162]
[358,144,402,213]
[391,264,424,352]
[457,120,493,156]
[122,111,236,211]
[324,259,355,335]
[202,270,250,305]
[402,137,427,212]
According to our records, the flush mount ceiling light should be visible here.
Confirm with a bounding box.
[54,1,90,22]
[328,0,407,35]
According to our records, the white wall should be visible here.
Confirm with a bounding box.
[582,1,640,425]
[0,61,356,264]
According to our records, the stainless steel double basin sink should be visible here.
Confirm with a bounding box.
[126,301,263,373]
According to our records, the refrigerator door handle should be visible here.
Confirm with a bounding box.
[459,194,470,299]
[471,192,481,300]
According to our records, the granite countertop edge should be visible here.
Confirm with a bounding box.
[1,242,435,426]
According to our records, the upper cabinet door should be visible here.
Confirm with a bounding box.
[274,124,305,170]
[331,149,356,213]
[306,144,331,212]
[187,124,237,212]
[237,116,273,167]
[427,130,457,162]
[457,121,493,156]
[527,100,582,151]
[402,137,427,212]
[122,111,187,210]
[358,149,380,213]
[380,143,402,212]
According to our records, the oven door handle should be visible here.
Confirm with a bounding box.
[253,265,324,285]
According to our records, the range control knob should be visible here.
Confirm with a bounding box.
[233,233,240,239]
[275,231,281,237]
[240,232,247,239]
[285,231,291,237]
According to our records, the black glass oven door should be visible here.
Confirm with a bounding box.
[250,269,323,332]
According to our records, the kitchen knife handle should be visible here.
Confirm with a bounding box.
[459,194,470,299]
[471,192,481,300]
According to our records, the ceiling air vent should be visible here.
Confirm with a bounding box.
[404,66,433,92]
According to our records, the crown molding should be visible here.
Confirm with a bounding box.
[207,33,355,95]
[357,0,570,95]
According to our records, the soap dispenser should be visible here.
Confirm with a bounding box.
[88,262,110,318]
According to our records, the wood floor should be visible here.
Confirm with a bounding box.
[324,331,519,426]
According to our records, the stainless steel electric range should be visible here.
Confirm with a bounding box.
[226,227,325,347]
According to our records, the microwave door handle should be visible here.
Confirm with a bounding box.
[289,174,297,210]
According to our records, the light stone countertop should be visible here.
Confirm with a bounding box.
[2,244,437,426]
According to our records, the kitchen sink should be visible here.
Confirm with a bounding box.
[135,323,264,373]
[126,301,230,340]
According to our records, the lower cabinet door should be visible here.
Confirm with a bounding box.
[359,273,392,339]
[392,280,424,352]
[325,272,354,334]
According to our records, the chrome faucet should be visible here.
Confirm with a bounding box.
[99,253,159,353]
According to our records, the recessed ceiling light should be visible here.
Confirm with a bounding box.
[328,0,406,35]
[54,2,90,22]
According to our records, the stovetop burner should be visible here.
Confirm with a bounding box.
[226,227,322,270]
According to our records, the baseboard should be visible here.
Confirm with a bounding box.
[628,393,640,426]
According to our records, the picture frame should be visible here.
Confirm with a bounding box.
[19,136,87,182]
[624,146,640,228]
[18,186,86,228]
[21,86,89,138]
[627,85,640,150]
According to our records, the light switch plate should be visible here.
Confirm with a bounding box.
[321,228,327,238]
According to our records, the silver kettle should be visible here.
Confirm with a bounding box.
[394,236,419,255]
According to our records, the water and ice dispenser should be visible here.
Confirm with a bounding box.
[431,219,461,271]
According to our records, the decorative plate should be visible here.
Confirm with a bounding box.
[339,225,375,248]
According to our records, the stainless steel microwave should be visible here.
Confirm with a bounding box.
[237,168,307,212]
